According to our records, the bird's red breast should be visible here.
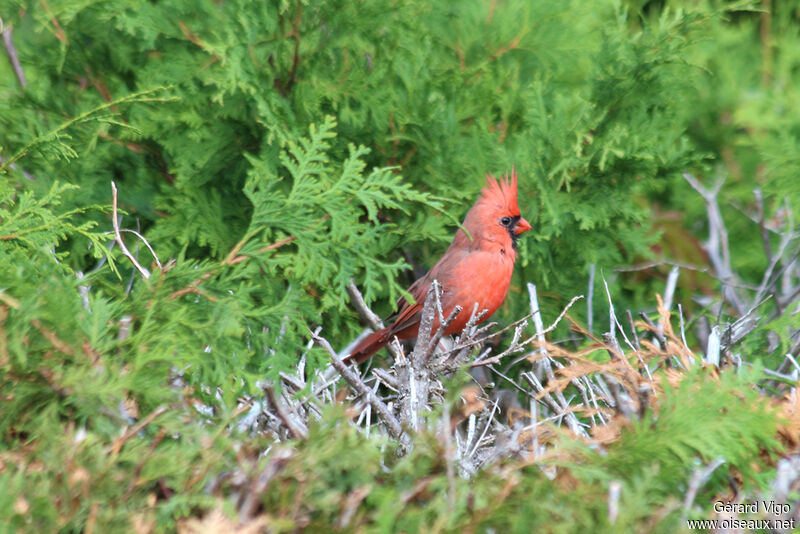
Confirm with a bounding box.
[346,169,531,363]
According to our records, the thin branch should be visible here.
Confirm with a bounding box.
[311,330,404,441]
[523,285,588,437]
[441,402,456,513]
[682,457,726,515]
[601,274,637,354]
[626,309,641,351]
[264,384,308,439]
[372,368,400,391]
[529,282,547,353]
[346,278,384,331]
[472,322,526,367]
[663,266,680,313]
[471,294,584,368]
[588,263,596,335]
[1,20,26,88]
[345,279,404,362]
[225,234,298,266]
[754,188,774,260]
[104,228,162,269]
[171,216,326,301]
[705,325,721,367]
[2,87,171,174]
[422,305,461,365]
[639,312,667,352]
[682,172,744,314]
[540,295,585,337]
[238,449,293,523]
[447,309,521,355]
[111,182,151,280]
[613,260,709,273]
[725,295,773,348]
[410,280,441,367]
[608,480,622,524]
[109,405,168,456]
[468,400,499,458]
[283,4,303,95]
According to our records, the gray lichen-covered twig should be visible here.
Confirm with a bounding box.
[1,19,27,88]
[311,329,405,441]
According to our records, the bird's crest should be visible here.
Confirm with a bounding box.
[480,167,520,215]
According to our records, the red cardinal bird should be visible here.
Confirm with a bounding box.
[346,170,532,363]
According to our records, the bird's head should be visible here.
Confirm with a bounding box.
[463,168,532,250]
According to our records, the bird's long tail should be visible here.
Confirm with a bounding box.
[344,327,392,364]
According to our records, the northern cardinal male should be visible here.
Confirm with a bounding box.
[345,170,532,363]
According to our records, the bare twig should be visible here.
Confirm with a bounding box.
[588,263,596,335]
[523,372,580,431]
[613,260,709,273]
[720,295,773,352]
[472,322,526,367]
[608,480,622,524]
[522,285,588,437]
[448,309,520,355]
[468,400,499,458]
[602,275,637,354]
[264,384,308,439]
[626,309,641,351]
[394,282,450,430]
[682,457,726,515]
[683,173,744,314]
[532,294,585,338]
[663,266,680,313]
[345,279,404,362]
[105,229,162,269]
[111,182,151,280]
[441,402,456,513]
[238,449,293,522]
[705,325,722,367]
[410,280,442,367]
[639,312,667,352]
[470,294,583,368]
[529,283,547,354]
[1,20,27,88]
[754,188,774,260]
[677,304,694,364]
[346,278,384,331]
[423,304,461,364]
[170,229,307,301]
[371,368,400,391]
[311,330,405,441]
[109,405,168,456]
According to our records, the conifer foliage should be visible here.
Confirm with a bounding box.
[2,0,800,531]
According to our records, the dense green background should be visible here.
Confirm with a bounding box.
[1,0,799,531]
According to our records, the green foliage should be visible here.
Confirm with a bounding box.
[199,367,779,533]
[1,0,797,531]
[654,1,800,286]
[0,0,738,320]
[241,116,448,311]
[572,366,778,489]
[0,181,108,263]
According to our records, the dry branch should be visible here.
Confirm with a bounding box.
[346,278,384,331]
[264,384,308,440]
[311,329,405,441]
[682,173,745,314]
[346,278,404,362]
[111,182,151,280]
[1,19,26,88]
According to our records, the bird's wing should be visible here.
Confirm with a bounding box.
[388,247,469,336]
[387,275,429,335]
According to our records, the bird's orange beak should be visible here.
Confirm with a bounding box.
[514,217,532,235]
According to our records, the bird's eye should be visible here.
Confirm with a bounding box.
[500,216,512,226]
